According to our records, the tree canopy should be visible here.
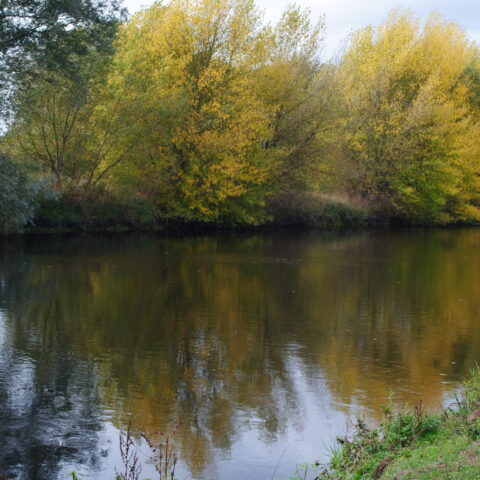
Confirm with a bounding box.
[334,10,480,222]
[2,2,480,231]
[0,0,125,116]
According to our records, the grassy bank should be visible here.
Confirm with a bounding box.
[311,369,480,480]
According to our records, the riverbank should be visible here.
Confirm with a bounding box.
[27,192,371,234]
[3,178,480,236]
[314,369,480,480]
[23,192,480,236]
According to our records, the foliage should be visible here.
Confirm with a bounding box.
[5,4,480,230]
[334,10,480,224]
[0,154,53,234]
[322,368,480,480]
[0,0,125,116]
[9,70,137,191]
[254,6,335,191]
[6,16,133,192]
[34,191,157,231]
[268,192,368,227]
[0,0,123,55]
[107,0,278,224]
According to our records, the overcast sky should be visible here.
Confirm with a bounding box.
[123,0,480,57]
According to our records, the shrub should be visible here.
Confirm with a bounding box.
[0,155,53,234]
[34,189,158,231]
[268,192,368,228]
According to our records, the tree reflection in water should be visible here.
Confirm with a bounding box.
[0,229,479,479]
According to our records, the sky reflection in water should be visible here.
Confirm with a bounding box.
[0,229,479,479]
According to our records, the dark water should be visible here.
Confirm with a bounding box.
[1,229,480,480]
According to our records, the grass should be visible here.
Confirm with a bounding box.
[308,367,480,480]
[267,191,369,228]
[382,437,480,480]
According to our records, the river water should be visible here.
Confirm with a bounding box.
[0,229,479,479]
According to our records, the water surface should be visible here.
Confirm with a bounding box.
[1,229,479,479]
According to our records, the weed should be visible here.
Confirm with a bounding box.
[116,423,142,480]
[141,423,179,480]
[320,368,480,479]
[287,461,324,480]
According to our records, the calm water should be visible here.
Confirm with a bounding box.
[1,229,480,480]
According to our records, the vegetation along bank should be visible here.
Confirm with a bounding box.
[1,0,480,234]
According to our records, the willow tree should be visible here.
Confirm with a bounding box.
[108,0,276,224]
[335,10,480,223]
[6,23,134,194]
[255,6,337,192]
[8,76,136,192]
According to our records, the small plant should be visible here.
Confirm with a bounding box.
[287,461,324,480]
[462,366,480,410]
[448,366,480,440]
[141,423,179,480]
[329,418,382,474]
[382,401,440,449]
[116,423,142,480]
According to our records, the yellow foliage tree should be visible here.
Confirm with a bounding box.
[254,5,329,190]
[335,9,480,223]
[109,0,276,224]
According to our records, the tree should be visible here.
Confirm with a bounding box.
[107,0,276,224]
[462,47,480,111]
[8,71,137,193]
[6,16,135,194]
[255,5,336,192]
[0,0,125,116]
[0,0,124,63]
[334,9,480,223]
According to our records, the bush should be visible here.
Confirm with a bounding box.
[268,192,368,228]
[34,190,158,231]
[0,155,53,234]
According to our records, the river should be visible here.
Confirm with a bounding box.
[0,229,479,479]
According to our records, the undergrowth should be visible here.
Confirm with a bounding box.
[310,367,480,480]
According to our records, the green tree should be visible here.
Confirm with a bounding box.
[6,19,134,194]
[0,0,125,116]
[256,6,336,191]
[9,73,137,192]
